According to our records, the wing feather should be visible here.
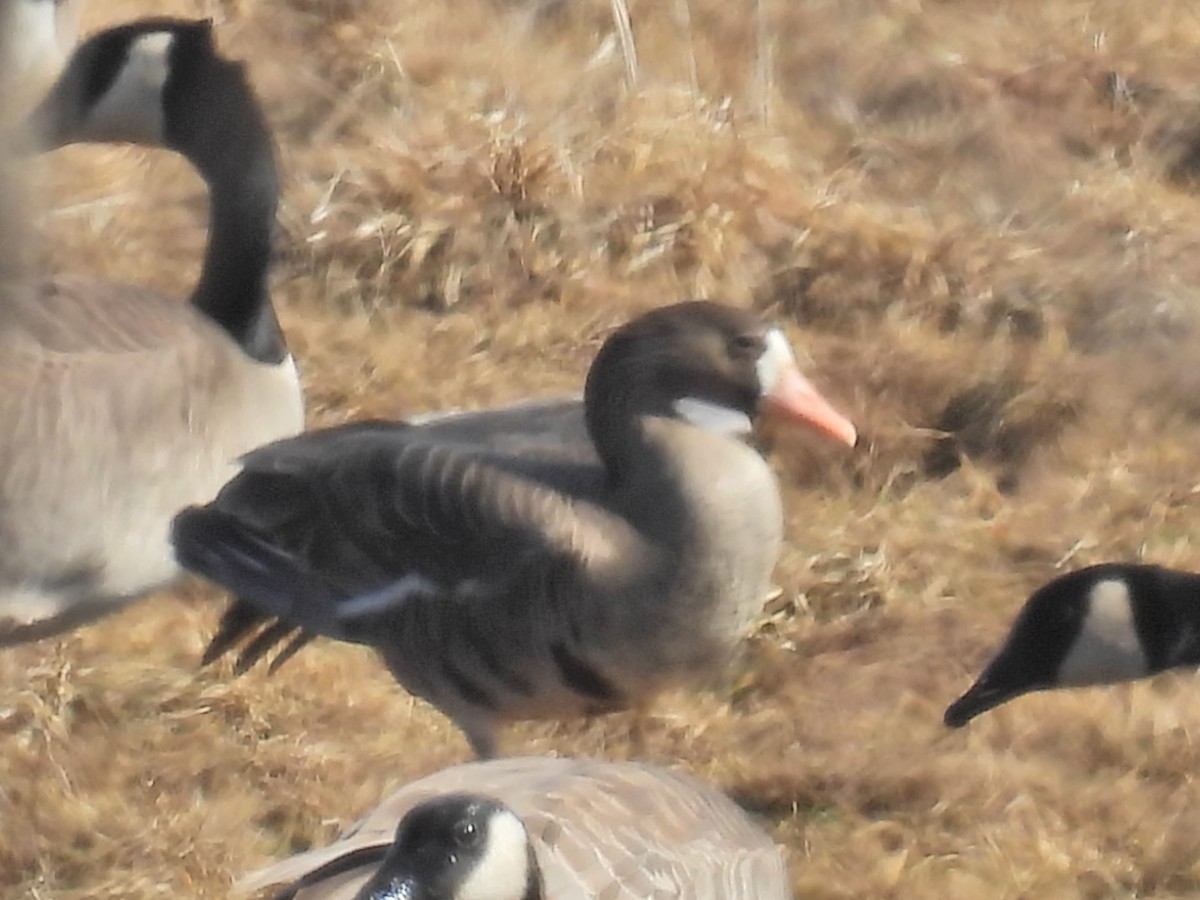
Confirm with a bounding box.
[175,424,618,669]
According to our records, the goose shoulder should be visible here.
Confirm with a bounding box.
[2,274,243,352]
[404,395,594,464]
[235,757,791,900]
[0,275,300,443]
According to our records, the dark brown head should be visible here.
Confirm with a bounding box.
[583,301,856,467]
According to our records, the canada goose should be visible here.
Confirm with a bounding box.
[945,563,1200,727]
[235,756,793,899]
[0,19,304,644]
[171,301,855,757]
[3,0,80,82]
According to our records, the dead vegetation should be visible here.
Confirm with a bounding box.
[5,0,1200,896]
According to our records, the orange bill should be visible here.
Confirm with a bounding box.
[761,364,857,447]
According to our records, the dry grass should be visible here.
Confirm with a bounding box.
[5,0,1200,896]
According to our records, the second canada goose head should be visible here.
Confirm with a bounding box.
[945,563,1200,727]
[584,301,856,477]
[23,18,288,363]
[352,795,541,900]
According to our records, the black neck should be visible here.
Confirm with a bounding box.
[190,152,286,362]
[1140,566,1200,670]
[167,39,287,363]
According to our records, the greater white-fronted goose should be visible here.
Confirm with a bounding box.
[235,755,793,900]
[945,563,1200,727]
[0,19,304,644]
[171,301,855,757]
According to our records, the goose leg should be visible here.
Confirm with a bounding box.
[461,721,499,760]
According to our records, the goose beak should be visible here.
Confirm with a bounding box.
[762,364,858,447]
[944,676,1017,727]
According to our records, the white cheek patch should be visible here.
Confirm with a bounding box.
[82,31,174,144]
[755,328,798,396]
[1058,578,1149,686]
[672,397,754,436]
[457,809,531,900]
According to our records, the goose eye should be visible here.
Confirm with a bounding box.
[728,333,763,358]
[453,820,481,849]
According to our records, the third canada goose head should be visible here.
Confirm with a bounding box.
[23,17,288,363]
[945,563,1200,727]
[351,795,541,900]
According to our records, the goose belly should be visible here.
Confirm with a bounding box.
[0,354,303,642]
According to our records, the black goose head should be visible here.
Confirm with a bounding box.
[24,19,218,152]
[583,302,856,469]
[353,794,541,900]
[944,564,1175,728]
[22,16,275,190]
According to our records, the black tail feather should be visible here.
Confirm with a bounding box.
[268,631,316,674]
[172,505,343,637]
[235,620,300,674]
[201,601,267,666]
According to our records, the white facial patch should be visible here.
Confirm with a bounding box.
[755,328,798,396]
[457,809,531,900]
[672,397,754,436]
[82,31,174,144]
[1057,578,1149,687]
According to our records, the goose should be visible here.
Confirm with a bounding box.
[171,301,856,757]
[234,755,793,899]
[944,563,1200,727]
[0,18,304,645]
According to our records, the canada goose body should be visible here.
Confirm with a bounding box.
[172,301,854,756]
[0,19,304,644]
[945,563,1200,727]
[236,756,793,900]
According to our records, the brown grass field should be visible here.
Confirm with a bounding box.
[5,0,1200,896]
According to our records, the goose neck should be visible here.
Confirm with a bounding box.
[179,62,286,364]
